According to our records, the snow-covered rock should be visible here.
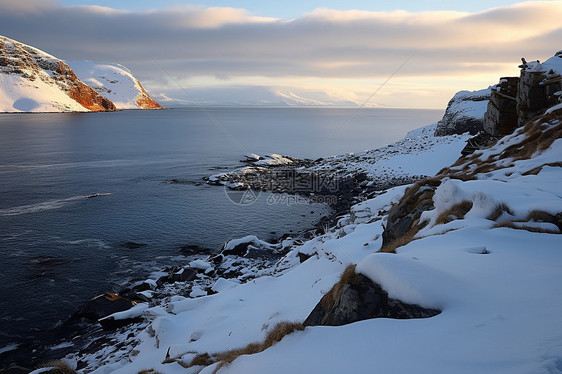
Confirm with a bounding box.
[434,88,491,136]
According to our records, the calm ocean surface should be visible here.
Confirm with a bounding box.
[0,107,442,353]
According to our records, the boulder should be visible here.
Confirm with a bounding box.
[220,235,281,260]
[434,88,490,136]
[170,267,197,282]
[75,293,136,321]
[121,241,146,249]
[98,315,143,330]
[304,266,440,326]
[381,179,440,249]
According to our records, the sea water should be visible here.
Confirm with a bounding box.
[0,107,442,352]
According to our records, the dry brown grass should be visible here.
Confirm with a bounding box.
[37,361,76,374]
[321,265,358,308]
[448,173,477,182]
[494,221,560,234]
[522,162,562,176]
[263,322,305,350]
[380,219,427,253]
[187,321,305,372]
[137,370,163,374]
[436,115,562,182]
[435,200,474,225]
[526,210,556,223]
[386,178,440,226]
[187,353,214,368]
[487,202,514,221]
[500,119,562,161]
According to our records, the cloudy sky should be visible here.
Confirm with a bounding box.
[1,0,561,108]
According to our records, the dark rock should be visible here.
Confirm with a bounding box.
[354,172,368,183]
[98,315,143,330]
[131,280,155,292]
[171,267,197,282]
[381,179,439,248]
[222,241,252,257]
[154,266,198,284]
[75,293,136,321]
[122,241,146,249]
[209,254,224,265]
[461,132,497,156]
[242,245,280,260]
[434,89,490,136]
[80,336,114,355]
[554,212,562,231]
[298,252,314,263]
[304,267,440,326]
[220,237,281,260]
[179,244,214,256]
[119,280,156,302]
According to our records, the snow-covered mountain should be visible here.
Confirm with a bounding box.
[0,35,161,112]
[68,61,162,110]
[0,35,115,112]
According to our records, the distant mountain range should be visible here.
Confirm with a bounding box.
[0,35,162,112]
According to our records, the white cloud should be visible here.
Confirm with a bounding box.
[0,1,561,107]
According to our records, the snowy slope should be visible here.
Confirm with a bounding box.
[0,69,88,112]
[0,36,91,112]
[50,107,562,374]
[68,61,162,110]
[311,122,471,179]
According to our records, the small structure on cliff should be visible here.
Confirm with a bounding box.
[436,51,562,154]
[484,55,562,137]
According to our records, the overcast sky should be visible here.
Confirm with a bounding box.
[1,0,561,108]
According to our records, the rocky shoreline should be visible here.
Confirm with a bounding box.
[2,151,427,374]
[3,118,472,373]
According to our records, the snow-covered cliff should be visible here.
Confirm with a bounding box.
[0,35,161,112]
[68,61,162,110]
[433,88,491,136]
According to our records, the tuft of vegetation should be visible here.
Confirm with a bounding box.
[526,210,556,223]
[187,321,305,372]
[435,200,474,225]
[187,353,214,368]
[137,370,163,374]
[522,161,562,176]
[487,202,514,221]
[381,219,428,253]
[321,265,358,308]
[262,321,305,350]
[37,361,76,374]
[500,119,562,161]
[494,221,560,234]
